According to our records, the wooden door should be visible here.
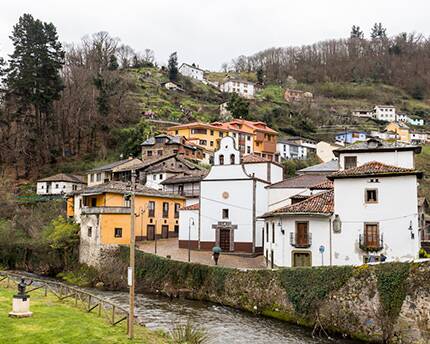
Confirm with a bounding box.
[161,225,169,239]
[365,224,379,248]
[219,228,231,251]
[147,225,155,241]
[296,222,309,247]
[293,252,311,267]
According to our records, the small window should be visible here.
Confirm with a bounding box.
[344,156,357,169]
[219,155,224,165]
[222,209,229,219]
[114,228,122,238]
[90,174,94,182]
[158,150,163,156]
[162,202,169,218]
[219,132,223,137]
[88,227,92,237]
[147,150,153,157]
[230,154,235,164]
[174,203,180,218]
[96,173,101,182]
[152,175,156,180]
[159,174,163,180]
[365,189,378,203]
[91,198,97,207]
[272,222,275,244]
[175,130,179,135]
[210,141,214,147]
[210,130,214,135]
[266,222,269,242]
[41,185,44,189]
[148,201,155,217]
[247,147,251,154]
[55,184,59,189]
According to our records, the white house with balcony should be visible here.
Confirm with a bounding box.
[219,78,255,99]
[178,136,283,253]
[178,63,205,81]
[262,153,422,268]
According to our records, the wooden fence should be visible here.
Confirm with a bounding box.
[0,271,129,332]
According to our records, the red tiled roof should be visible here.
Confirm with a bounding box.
[268,174,328,189]
[242,154,270,163]
[264,190,334,216]
[310,179,334,190]
[181,203,199,210]
[328,161,422,180]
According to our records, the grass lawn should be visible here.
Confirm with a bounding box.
[0,287,169,344]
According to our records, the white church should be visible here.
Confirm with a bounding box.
[262,138,422,267]
[179,136,283,253]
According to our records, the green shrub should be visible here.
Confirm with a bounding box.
[278,266,353,317]
[57,264,100,287]
[170,321,209,344]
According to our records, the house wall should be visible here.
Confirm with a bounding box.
[145,172,167,190]
[220,80,255,98]
[87,171,110,187]
[333,175,419,265]
[338,150,415,169]
[37,181,82,195]
[178,209,199,244]
[179,64,204,81]
[316,142,338,163]
[264,216,331,267]
[167,127,225,152]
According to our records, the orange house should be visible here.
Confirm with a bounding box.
[68,182,185,247]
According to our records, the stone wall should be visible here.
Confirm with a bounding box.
[97,248,430,343]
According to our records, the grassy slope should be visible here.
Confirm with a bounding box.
[0,287,168,344]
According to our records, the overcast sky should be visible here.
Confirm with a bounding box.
[1,0,429,70]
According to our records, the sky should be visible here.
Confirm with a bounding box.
[1,0,430,70]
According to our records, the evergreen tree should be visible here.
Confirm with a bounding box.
[371,23,387,39]
[350,25,364,39]
[168,52,178,81]
[256,67,264,84]
[226,93,249,119]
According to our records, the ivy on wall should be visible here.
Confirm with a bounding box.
[278,266,354,317]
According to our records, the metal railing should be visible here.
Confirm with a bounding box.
[0,271,129,332]
[359,233,384,252]
[289,232,312,248]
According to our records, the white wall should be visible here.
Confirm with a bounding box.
[316,142,338,163]
[338,150,415,169]
[145,172,166,190]
[264,216,331,267]
[267,187,309,211]
[37,181,82,195]
[220,80,255,98]
[333,175,419,265]
[179,209,199,241]
[179,64,204,81]
[87,171,109,186]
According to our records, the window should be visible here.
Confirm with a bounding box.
[96,173,102,182]
[222,209,229,219]
[162,202,169,218]
[247,135,251,141]
[210,130,214,135]
[159,174,163,180]
[266,222,269,242]
[72,185,77,191]
[174,203,180,218]
[147,150,152,157]
[158,150,163,156]
[210,141,214,147]
[152,175,156,180]
[219,132,223,137]
[219,154,224,165]
[148,201,155,217]
[124,196,131,207]
[90,174,94,182]
[247,146,251,154]
[344,156,357,169]
[175,130,178,135]
[365,189,378,203]
[91,198,97,207]
[55,184,59,189]
[230,154,235,164]
[272,222,275,244]
[114,228,122,238]
[364,223,379,248]
[88,227,92,237]
[191,128,207,135]
[199,140,207,145]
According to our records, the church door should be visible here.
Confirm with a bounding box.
[219,228,231,251]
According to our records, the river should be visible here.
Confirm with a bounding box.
[90,289,360,344]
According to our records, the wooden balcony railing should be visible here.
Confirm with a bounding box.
[359,233,384,252]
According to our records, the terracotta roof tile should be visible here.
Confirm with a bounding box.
[38,173,86,183]
[268,174,328,189]
[264,190,334,217]
[181,203,199,210]
[242,154,270,163]
[310,179,334,190]
[328,161,422,179]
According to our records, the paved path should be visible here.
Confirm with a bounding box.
[137,238,267,269]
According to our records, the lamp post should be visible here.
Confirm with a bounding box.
[128,170,136,339]
[188,217,195,262]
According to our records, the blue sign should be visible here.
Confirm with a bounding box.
[319,245,325,254]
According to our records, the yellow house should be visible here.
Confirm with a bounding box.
[385,122,410,143]
[69,182,185,246]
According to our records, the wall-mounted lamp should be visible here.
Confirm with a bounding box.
[408,221,415,239]
[333,214,342,233]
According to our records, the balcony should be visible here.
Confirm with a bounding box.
[359,233,384,252]
[81,206,131,215]
[262,141,277,154]
[290,232,312,248]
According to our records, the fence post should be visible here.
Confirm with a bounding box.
[112,305,115,324]
[88,295,92,311]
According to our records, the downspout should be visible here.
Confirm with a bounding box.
[329,216,333,266]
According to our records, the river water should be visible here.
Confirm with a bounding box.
[91,289,360,344]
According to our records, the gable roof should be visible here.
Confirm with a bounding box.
[309,179,334,190]
[79,181,184,199]
[38,173,86,184]
[333,138,421,156]
[263,190,334,217]
[87,159,131,173]
[179,63,204,72]
[161,173,207,185]
[297,160,340,174]
[267,174,328,189]
[328,161,422,180]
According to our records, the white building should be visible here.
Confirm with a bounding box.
[37,173,86,195]
[277,140,313,160]
[370,130,399,141]
[178,136,283,253]
[178,63,204,81]
[87,158,142,187]
[263,161,422,268]
[410,132,428,144]
[352,109,373,118]
[397,114,424,126]
[219,78,255,99]
[374,105,396,122]
[316,141,342,163]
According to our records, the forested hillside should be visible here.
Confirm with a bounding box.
[1,16,430,184]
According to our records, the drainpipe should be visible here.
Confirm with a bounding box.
[329,217,333,266]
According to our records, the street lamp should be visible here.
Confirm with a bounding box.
[188,217,195,262]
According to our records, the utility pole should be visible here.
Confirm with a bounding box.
[128,170,136,339]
